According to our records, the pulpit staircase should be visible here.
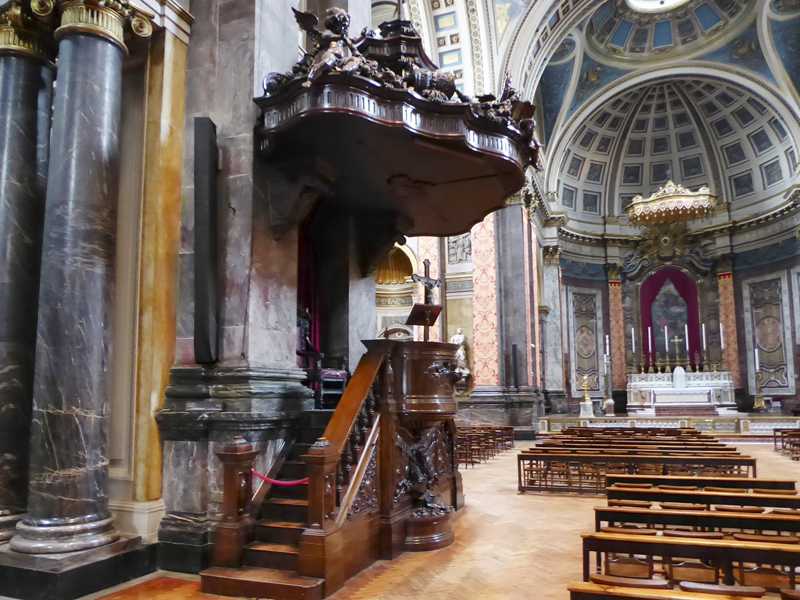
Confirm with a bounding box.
[200,346,389,600]
[201,410,331,599]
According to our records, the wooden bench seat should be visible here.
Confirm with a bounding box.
[606,475,795,492]
[677,581,765,596]
[582,531,800,586]
[590,575,671,589]
[606,488,800,510]
[595,506,800,536]
[569,582,766,599]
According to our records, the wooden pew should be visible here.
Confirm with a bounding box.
[568,581,766,600]
[595,506,800,535]
[518,452,757,493]
[581,531,800,586]
[606,475,796,492]
[606,487,800,510]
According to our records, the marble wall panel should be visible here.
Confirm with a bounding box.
[566,286,604,397]
[541,258,564,393]
[742,270,796,395]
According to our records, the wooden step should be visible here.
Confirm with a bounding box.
[256,520,306,545]
[201,566,323,600]
[244,541,299,570]
[264,497,309,522]
[290,443,313,460]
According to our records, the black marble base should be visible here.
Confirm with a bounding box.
[157,539,210,573]
[0,537,156,600]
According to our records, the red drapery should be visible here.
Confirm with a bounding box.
[639,266,701,362]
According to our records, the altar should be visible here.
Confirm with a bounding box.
[627,367,736,416]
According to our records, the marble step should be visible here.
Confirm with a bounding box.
[264,497,309,522]
[255,520,306,545]
[200,566,323,600]
[244,541,299,571]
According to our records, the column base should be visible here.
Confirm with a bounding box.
[156,513,210,573]
[10,516,119,554]
[0,536,156,600]
[0,512,24,543]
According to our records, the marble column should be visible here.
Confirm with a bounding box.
[718,268,742,387]
[541,246,566,412]
[12,5,152,554]
[0,13,53,542]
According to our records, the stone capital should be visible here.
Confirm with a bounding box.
[48,0,153,51]
[0,1,54,61]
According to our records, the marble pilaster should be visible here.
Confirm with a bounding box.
[0,35,53,542]
[11,29,127,554]
[608,276,626,390]
[471,215,500,386]
[541,246,566,412]
[718,271,742,388]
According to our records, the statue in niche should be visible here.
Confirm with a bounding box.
[448,328,471,393]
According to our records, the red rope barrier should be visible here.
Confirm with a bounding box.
[251,468,309,487]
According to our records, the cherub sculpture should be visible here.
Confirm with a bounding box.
[292,7,367,83]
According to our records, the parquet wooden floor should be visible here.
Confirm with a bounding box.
[91,442,799,600]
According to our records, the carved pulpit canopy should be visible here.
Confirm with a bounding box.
[254,8,540,238]
[626,181,716,225]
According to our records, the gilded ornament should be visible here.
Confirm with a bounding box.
[30,0,54,16]
[625,180,716,225]
[55,0,153,51]
[129,13,151,37]
[0,1,51,60]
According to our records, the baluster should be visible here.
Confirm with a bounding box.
[350,429,362,464]
[336,462,345,505]
[366,392,376,422]
[342,438,355,486]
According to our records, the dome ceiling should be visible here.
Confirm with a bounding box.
[587,0,752,63]
[555,77,798,218]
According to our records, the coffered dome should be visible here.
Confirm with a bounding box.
[587,0,753,63]
[553,77,798,219]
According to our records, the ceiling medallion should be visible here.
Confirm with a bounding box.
[626,180,715,224]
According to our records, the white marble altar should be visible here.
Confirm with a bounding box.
[627,368,735,415]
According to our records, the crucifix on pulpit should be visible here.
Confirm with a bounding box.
[407,259,442,342]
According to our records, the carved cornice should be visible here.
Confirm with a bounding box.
[542,245,561,265]
[46,0,153,51]
[0,1,53,61]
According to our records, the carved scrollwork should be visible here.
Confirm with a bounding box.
[348,445,378,517]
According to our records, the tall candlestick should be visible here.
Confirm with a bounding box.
[648,327,652,354]
[631,327,636,353]
[684,324,689,353]
[720,323,725,350]
[664,325,668,353]
[702,323,707,351]
[605,334,610,357]
[754,346,760,371]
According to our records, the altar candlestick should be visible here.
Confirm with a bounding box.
[684,324,689,353]
[605,334,609,357]
[754,347,760,371]
[631,327,636,353]
[648,327,652,354]
[664,325,668,353]
[720,323,725,350]
[702,323,707,351]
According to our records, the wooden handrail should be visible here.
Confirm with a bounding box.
[313,344,388,459]
[335,415,381,529]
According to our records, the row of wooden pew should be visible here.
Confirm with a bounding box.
[569,469,800,598]
[775,429,800,461]
[519,427,756,494]
[455,426,514,467]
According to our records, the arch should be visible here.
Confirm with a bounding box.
[639,266,700,362]
[375,245,415,284]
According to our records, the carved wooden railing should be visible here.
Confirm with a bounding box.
[303,343,388,531]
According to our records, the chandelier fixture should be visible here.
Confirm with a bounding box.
[625,180,716,224]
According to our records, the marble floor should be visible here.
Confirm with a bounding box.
[90,442,799,600]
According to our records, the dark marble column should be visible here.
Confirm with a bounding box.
[10,31,125,554]
[0,45,53,539]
